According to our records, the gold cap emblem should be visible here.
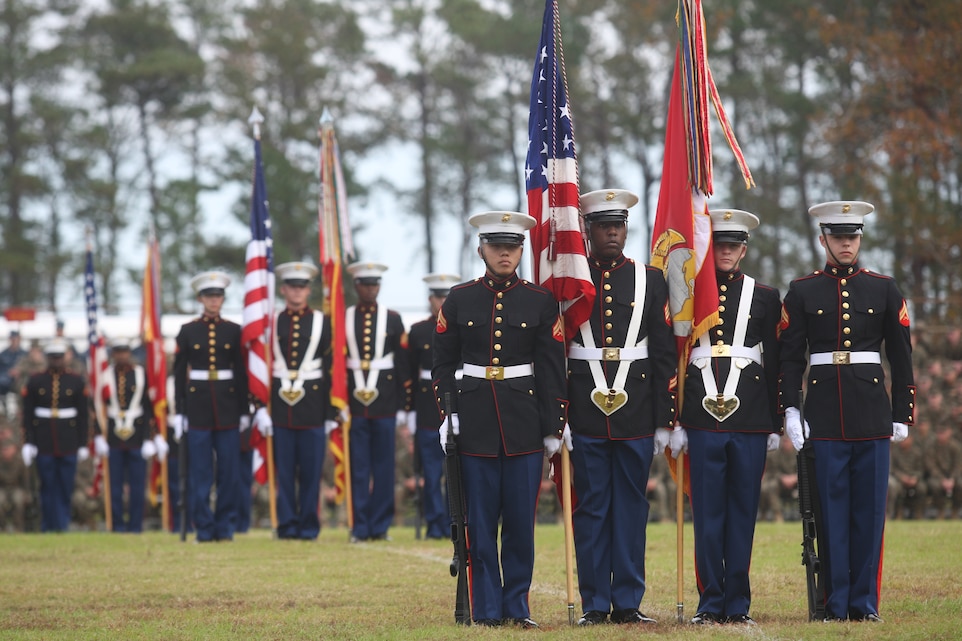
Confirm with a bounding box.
[724,211,733,220]
[501,214,511,222]
[842,204,851,213]
[605,191,616,201]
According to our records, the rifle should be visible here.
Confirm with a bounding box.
[179,422,189,542]
[412,430,423,540]
[443,392,470,625]
[24,459,41,533]
[796,389,826,621]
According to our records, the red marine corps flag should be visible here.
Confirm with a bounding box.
[318,108,355,517]
[651,0,754,621]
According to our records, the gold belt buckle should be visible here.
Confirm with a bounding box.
[602,347,620,361]
[51,409,59,419]
[832,351,850,365]
[118,411,126,420]
[485,366,504,380]
[711,345,731,357]
[289,371,299,380]
[209,369,219,380]
[360,359,371,371]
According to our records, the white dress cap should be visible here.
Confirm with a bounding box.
[276,261,319,284]
[580,189,639,221]
[190,271,231,294]
[346,262,389,281]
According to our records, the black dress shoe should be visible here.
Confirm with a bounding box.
[506,617,539,629]
[370,533,392,542]
[859,613,883,623]
[611,609,656,624]
[475,618,501,627]
[690,612,723,625]
[727,614,756,625]
[577,611,608,626]
[822,616,844,622]
[348,534,366,544]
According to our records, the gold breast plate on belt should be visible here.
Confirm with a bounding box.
[114,412,135,441]
[591,387,628,416]
[702,393,740,421]
[279,388,305,406]
[353,388,379,406]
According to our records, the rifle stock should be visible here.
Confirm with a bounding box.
[179,427,188,542]
[443,393,471,625]
[796,389,826,621]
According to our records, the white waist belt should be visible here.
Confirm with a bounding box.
[107,408,144,420]
[189,369,234,381]
[35,407,78,419]
[274,370,323,381]
[568,346,649,361]
[347,354,394,371]
[810,351,881,366]
[462,363,533,380]
[689,344,762,364]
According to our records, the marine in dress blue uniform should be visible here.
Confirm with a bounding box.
[257,261,336,540]
[172,271,250,542]
[674,209,782,625]
[20,340,90,532]
[345,262,411,542]
[779,201,915,622]
[433,211,568,628]
[566,190,677,626]
[402,272,460,540]
[97,340,167,533]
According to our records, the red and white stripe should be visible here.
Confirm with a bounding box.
[241,238,273,405]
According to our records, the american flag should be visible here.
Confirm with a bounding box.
[241,110,274,484]
[525,0,594,340]
[84,240,108,414]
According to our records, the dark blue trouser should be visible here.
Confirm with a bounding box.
[461,450,542,622]
[108,448,147,533]
[813,438,889,619]
[349,416,396,539]
[571,435,653,614]
[36,454,77,533]
[687,429,767,617]
[236,448,253,533]
[188,428,239,541]
[415,428,448,538]
[274,425,326,539]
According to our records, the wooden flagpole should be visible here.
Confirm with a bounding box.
[560,448,576,625]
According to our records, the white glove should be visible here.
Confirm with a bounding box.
[141,439,157,460]
[77,446,90,462]
[395,410,408,429]
[21,443,38,467]
[94,435,110,457]
[653,427,671,454]
[324,420,339,435]
[543,435,562,458]
[561,424,573,452]
[439,413,460,453]
[669,425,688,459]
[892,422,909,442]
[339,407,350,423]
[784,407,810,452]
[153,434,170,462]
[239,415,252,432]
[253,407,273,437]
[767,433,781,451]
[170,414,187,440]
[406,411,417,436]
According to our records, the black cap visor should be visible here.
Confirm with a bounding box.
[480,232,525,246]
[821,223,863,235]
[713,231,750,244]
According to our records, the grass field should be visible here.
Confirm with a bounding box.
[1,520,959,640]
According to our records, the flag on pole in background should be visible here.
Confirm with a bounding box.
[524,0,594,342]
[318,108,354,505]
[84,236,109,497]
[241,115,275,485]
[142,234,168,511]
